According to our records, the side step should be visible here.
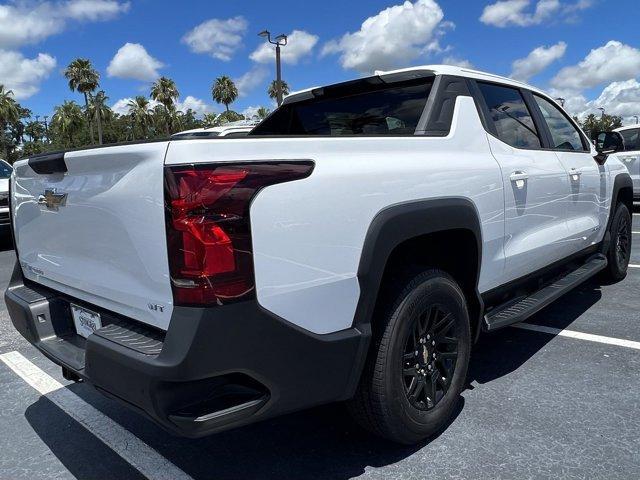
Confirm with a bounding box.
[484,254,607,332]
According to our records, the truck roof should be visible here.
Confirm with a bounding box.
[284,64,547,105]
[614,125,639,132]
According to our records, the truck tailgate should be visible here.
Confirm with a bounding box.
[11,142,173,330]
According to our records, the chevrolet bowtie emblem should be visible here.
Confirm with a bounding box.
[37,189,67,211]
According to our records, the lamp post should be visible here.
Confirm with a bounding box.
[555,97,566,108]
[633,115,639,125]
[258,30,288,106]
[598,107,605,118]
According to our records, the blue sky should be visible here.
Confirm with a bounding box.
[1,0,639,123]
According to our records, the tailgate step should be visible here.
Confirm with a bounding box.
[484,254,607,331]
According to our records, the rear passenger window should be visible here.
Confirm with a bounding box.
[477,82,541,149]
[533,95,587,151]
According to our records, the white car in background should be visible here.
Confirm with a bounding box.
[614,125,640,199]
[0,159,12,231]
[171,120,258,139]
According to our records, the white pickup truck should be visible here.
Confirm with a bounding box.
[5,66,633,444]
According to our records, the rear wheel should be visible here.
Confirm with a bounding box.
[602,203,632,282]
[348,269,471,444]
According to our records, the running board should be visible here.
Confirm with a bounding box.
[483,254,607,332]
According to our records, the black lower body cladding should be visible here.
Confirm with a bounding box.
[5,261,370,437]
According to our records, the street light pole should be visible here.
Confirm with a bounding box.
[258,30,288,106]
[555,97,566,108]
[634,115,639,125]
[598,107,605,118]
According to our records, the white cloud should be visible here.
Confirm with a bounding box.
[111,97,160,115]
[241,106,262,120]
[176,96,214,117]
[480,0,592,28]
[579,80,640,124]
[510,41,566,81]
[0,0,129,48]
[551,41,640,91]
[107,43,164,81]
[250,30,319,65]
[234,67,269,97]
[321,0,448,73]
[64,0,130,21]
[441,56,474,69]
[0,49,56,99]
[182,16,247,61]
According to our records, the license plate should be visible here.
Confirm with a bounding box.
[71,304,102,339]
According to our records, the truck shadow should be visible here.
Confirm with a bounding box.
[24,280,602,480]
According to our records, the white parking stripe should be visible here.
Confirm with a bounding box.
[513,323,640,350]
[0,351,193,480]
[630,264,640,268]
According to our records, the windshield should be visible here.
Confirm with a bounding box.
[619,128,640,152]
[0,161,12,179]
[251,77,434,136]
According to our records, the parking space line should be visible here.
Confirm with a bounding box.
[630,264,640,268]
[513,323,640,350]
[0,351,193,480]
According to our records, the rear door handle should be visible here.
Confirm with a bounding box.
[510,171,528,189]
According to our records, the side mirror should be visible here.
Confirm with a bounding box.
[593,131,624,165]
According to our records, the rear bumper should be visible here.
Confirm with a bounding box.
[5,262,369,438]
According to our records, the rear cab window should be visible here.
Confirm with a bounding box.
[476,82,541,149]
[250,77,434,136]
[619,128,640,152]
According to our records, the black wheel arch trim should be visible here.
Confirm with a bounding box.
[352,197,484,340]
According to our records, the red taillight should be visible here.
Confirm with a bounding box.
[164,161,314,306]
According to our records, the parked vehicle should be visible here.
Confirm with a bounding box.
[613,125,640,199]
[0,159,12,232]
[5,65,633,444]
[171,120,258,139]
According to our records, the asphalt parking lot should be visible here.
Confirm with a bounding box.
[0,209,639,480]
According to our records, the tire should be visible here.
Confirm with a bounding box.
[348,269,471,444]
[602,203,632,282]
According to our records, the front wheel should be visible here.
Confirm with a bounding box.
[348,269,471,444]
[602,203,632,282]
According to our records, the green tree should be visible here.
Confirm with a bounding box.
[268,80,290,101]
[202,112,219,128]
[127,96,152,138]
[216,110,244,124]
[51,101,84,147]
[256,106,271,120]
[88,90,110,144]
[0,85,20,160]
[24,120,45,142]
[151,77,179,136]
[64,58,100,144]
[579,113,624,138]
[211,76,238,112]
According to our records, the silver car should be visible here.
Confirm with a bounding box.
[614,125,640,199]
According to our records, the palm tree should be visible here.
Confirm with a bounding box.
[0,85,19,132]
[89,90,110,144]
[268,80,290,101]
[127,96,151,138]
[51,101,84,147]
[211,76,238,112]
[151,77,179,135]
[64,58,100,144]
